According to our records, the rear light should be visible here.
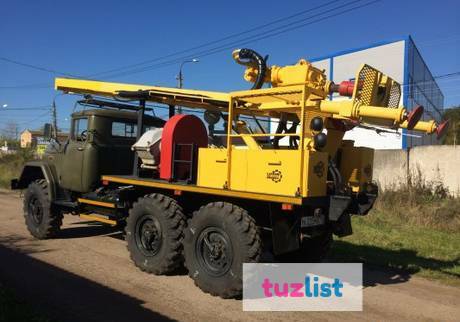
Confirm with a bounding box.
[281,203,294,211]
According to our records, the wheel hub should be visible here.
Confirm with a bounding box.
[28,197,43,225]
[196,227,233,276]
[136,217,162,256]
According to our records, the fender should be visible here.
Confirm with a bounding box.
[11,161,59,201]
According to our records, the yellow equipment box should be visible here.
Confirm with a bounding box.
[197,148,327,197]
[339,146,374,192]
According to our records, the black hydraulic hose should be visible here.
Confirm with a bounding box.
[328,164,338,194]
[272,120,287,149]
[236,48,267,90]
[328,160,343,194]
[287,122,299,148]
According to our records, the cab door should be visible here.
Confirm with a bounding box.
[60,117,88,192]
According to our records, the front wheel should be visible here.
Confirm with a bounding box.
[126,193,186,275]
[184,202,262,298]
[23,179,62,239]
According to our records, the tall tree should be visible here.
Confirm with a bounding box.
[442,106,460,145]
[1,121,19,140]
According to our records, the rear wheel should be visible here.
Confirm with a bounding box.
[184,202,262,298]
[126,193,186,275]
[23,179,62,239]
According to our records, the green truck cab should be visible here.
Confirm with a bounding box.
[12,108,164,204]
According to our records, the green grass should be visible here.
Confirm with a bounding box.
[329,209,460,285]
[0,282,52,322]
[0,149,34,188]
[328,174,460,285]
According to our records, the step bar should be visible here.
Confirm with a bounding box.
[77,198,116,209]
[79,213,117,226]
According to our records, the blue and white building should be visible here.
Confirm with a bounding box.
[271,36,444,150]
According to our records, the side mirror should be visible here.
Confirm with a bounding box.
[43,123,52,141]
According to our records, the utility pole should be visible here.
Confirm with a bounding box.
[52,99,57,139]
[454,120,457,147]
[177,68,183,90]
[176,59,199,114]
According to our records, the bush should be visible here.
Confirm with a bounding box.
[373,170,460,232]
[0,149,35,188]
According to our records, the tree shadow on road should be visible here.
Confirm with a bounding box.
[328,240,460,287]
[0,238,176,322]
[0,235,54,255]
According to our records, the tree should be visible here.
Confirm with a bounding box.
[1,122,19,140]
[442,106,460,145]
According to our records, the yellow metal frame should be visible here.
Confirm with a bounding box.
[78,198,116,208]
[55,56,444,200]
[101,175,303,205]
[220,82,316,196]
[56,78,230,110]
[80,213,117,226]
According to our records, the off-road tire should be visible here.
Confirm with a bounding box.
[126,193,186,275]
[277,231,333,263]
[23,179,63,239]
[183,202,262,298]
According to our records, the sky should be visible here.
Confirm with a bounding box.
[1,0,459,134]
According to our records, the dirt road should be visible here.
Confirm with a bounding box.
[0,189,458,322]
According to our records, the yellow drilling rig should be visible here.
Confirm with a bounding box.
[13,48,448,298]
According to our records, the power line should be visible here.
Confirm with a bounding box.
[86,0,345,78]
[0,0,347,89]
[100,0,378,79]
[398,71,460,91]
[435,71,460,80]
[0,105,51,111]
[2,0,457,96]
[0,83,51,90]
[17,113,51,126]
[0,110,50,126]
[3,0,369,82]
[0,57,79,78]
[0,56,83,89]
[1,1,458,98]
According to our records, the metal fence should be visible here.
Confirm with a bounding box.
[405,38,444,147]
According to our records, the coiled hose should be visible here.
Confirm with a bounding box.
[233,48,267,90]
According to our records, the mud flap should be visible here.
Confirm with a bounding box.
[269,203,300,256]
[333,213,353,237]
[329,195,351,221]
[329,195,353,238]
